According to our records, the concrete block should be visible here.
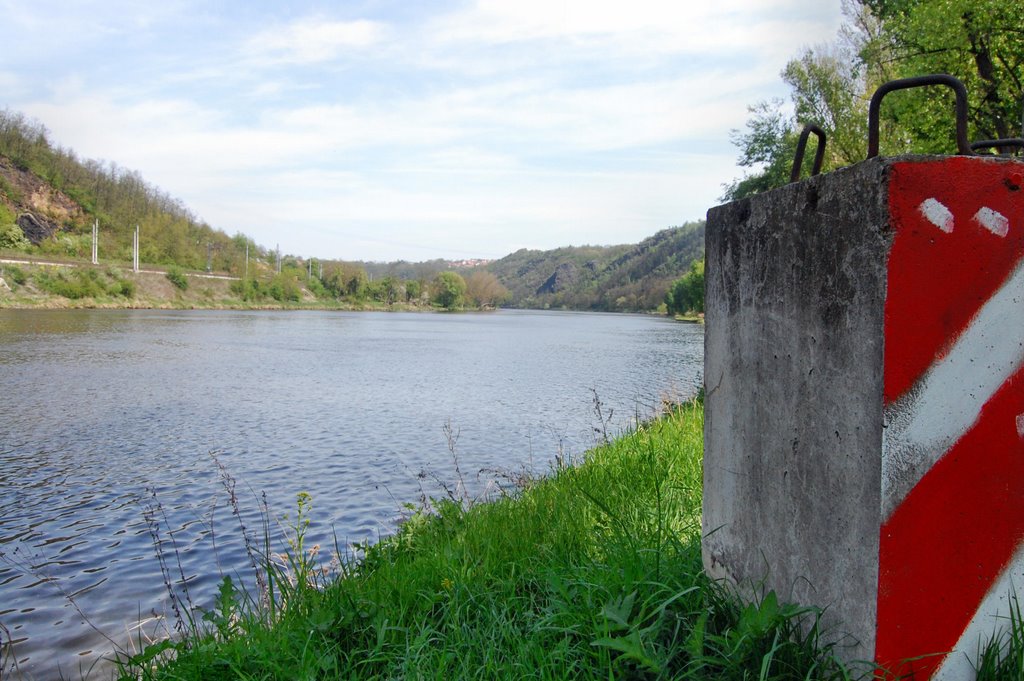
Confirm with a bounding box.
[703,155,1024,679]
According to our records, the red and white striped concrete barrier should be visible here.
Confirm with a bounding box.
[703,154,1024,675]
[878,158,1024,679]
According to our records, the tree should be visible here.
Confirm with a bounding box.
[465,270,509,309]
[432,271,467,310]
[665,259,704,316]
[860,0,1024,149]
[405,279,422,303]
[724,0,1024,200]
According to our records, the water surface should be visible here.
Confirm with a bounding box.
[0,309,702,678]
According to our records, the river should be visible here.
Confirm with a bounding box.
[0,309,702,679]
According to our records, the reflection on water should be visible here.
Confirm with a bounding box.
[0,309,702,678]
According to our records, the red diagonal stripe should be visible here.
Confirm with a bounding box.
[876,367,1024,678]
[885,159,1024,403]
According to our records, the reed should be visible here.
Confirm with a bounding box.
[114,400,875,680]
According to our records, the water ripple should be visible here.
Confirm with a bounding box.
[0,309,702,679]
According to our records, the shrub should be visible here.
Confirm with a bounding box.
[116,278,136,298]
[268,273,301,302]
[166,266,189,291]
[0,222,29,250]
[35,269,105,299]
[230,277,263,301]
[3,265,27,287]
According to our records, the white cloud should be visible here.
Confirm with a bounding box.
[244,18,387,64]
[6,1,845,260]
[431,0,839,57]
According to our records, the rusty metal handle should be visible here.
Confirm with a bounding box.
[868,75,973,158]
[790,124,827,182]
[971,138,1024,155]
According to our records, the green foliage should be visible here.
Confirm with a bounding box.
[33,266,134,299]
[432,270,467,309]
[0,108,280,272]
[666,259,705,316]
[0,221,29,250]
[230,276,263,301]
[862,0,1024,147]
[405,278,422,302]
[119,278,136,298]
[0,174,22,204]
[724,0,1024,199]
[165,266,189,291]
[2,264,26,287]
[488,222,705,312]
[268,271,301,302]
[974,593,1024,681]
[117,402,875,680]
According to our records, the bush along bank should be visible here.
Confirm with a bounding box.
[113,401,1021,680]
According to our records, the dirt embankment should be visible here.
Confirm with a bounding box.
[0,158,86,243]
[0,259,244,309]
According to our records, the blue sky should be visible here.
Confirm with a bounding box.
[2,0,843,262]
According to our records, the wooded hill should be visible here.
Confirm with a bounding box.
[0,107,704,312]
[486,222,704,312]
[0,109,258,271]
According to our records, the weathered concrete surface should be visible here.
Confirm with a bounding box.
[703,154,1024,675]
[703,158,893,660]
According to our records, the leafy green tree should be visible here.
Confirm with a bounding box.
[665,259,704,316]
[346,268,369,299]
[405,279,422,303]
[724,0,1024,200]
[432,271,467,310]
[268,271,302,302]
[861,0,1024,149]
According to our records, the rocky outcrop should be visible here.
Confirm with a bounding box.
[536,262,579,295]
[0,157,85,238]
[16,212,61,244]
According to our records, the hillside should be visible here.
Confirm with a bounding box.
[488,221,705,312]
[1,108,705,313]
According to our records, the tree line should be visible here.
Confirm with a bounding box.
[0,105,706,313]
[0,108,516,309]
[725,0,1023,200]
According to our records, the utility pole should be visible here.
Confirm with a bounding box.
[91,219,99,264]
[276,244,281,273]
[133,225,139,272]
[308,258,312,278]
[245,242,249,279]
[206,242,213,273]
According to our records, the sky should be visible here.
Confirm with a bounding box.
[1,0,844,262]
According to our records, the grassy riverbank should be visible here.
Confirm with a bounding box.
[0,260,424,311]
[118,401,867,680]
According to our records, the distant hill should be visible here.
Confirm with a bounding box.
[487,222,705,312]
[1,107,704,313]
[0,109,260,272]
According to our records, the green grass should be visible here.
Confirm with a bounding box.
[119,401,866,680]
[974,594,1024,680]
[32,266,135,300]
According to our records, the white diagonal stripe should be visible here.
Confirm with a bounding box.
[974,207,1009,237]
[932,545,1024,681]
[882,257,1024,520]
[919,198,955,233]
[1017,413,1024,439]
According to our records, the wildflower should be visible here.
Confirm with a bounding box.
[441,577,454,591]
